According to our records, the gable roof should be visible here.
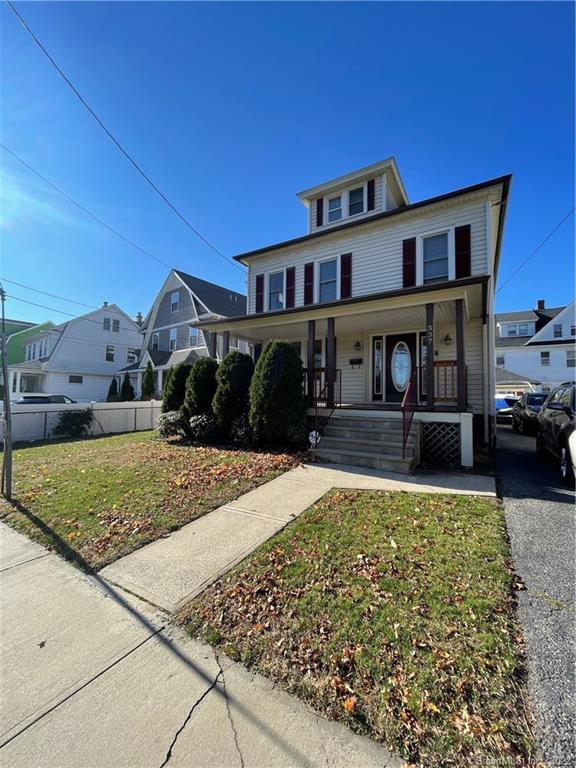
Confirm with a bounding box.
[174,270,246,317]
[495,305,566,348]
[495,366,541,385]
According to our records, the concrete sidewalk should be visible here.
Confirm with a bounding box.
[0,523,402,768]
[101,462,496,612]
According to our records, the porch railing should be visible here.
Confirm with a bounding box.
[303,368,342,440]
[401,368,417,459]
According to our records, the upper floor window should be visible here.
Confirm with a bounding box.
[169,328,177,351]
[540,351,550,366]
[518,323,529,336]
[171,292,180,313]
[502,322,533,337]
[553,324,562,338]
[422,232,449,284]
[152,332,159,350]
[318,259,338,303]
[189,326,200,347]
[103,317,111,331]
[127,348,138,364]
[348,186,365,216]
[327,195,342,223]
[496,354,505,367]
[268,272,284,311]
[68,375,83,384]
[571,325,576,336]
[112,318,120,333]
[105,345,115,362]
[567,349,576,368]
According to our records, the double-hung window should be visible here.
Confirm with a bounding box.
[567,349,576,368]
[189,326,200,347]
[327,195,342,223]
[518,323,529,336]
[318,259,338,303]
[540,351,550,367]
[103,317,111,331]
[171,292,180,313]
[422,232,449,283]
[268,272,284,311]
[496,354,505,367]
[348,186,365,216]
[169,328,177,351]
[553,324,562,338]
[105,345,115,362]
[230,336,239,349]
[112,318,120,333]
[127,348,138,364]
[152,332,159,350]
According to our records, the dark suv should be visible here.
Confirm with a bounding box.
[512,392,548,434]
[537,383,575,485]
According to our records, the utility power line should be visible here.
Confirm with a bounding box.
[497,207,575,294]
[7,294,142,334]
[0,277,98,310]
[5,1,243,273]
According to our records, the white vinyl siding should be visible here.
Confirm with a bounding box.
[248,196,489,313]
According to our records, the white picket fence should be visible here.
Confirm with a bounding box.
[0,401,162,444]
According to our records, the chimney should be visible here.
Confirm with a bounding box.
[135,311,143,326]
[536,299,545,311]
[102,301,108,307]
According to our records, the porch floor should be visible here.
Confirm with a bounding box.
[336,402,462,413]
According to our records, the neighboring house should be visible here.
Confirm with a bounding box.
[122,269,247,397]
[197,157,511,471]
[8,303,142,402]
[495,299,576,393]
[5,321,55,366]
[494,366,541,396]
[2,317,36,337]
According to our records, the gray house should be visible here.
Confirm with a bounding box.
[123,269,247,397]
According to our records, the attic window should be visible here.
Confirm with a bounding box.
[348,186,365,216]
[327,195,342,223]
[112,318,120,333]
[171,292,180,313]
[103,317,111,331]
[553,324,562,338]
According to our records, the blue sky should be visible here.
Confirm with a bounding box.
[1,1,574,325]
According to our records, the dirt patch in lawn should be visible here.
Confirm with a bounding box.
[0,431,302,569]
[180,489,534,767]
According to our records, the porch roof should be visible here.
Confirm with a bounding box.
[195,276,488,344]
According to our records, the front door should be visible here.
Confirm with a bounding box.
[385,333,416,403]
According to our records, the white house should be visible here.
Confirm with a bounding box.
[123,269,247,397]
[8,303,142,402]
[197,158,511,471]
[495,299,576,393]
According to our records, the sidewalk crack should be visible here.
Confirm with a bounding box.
[215,653,244,768]
[159,670,222,768]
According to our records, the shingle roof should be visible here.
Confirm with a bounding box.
[494,305,566,348]
[121,348,200,371]
[495,366,541,385]
[175,271,247,317]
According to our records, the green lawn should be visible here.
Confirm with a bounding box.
[0,431,300,569]
[181,489,533,767]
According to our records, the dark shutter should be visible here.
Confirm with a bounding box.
[255,274,264,313]
[455,225,471,279]
[340,253,352,299]
[402,238,416,288]
[367,179,375,211]
[304,262,314,305]
[286,267,295,308]
[316,198,324,227]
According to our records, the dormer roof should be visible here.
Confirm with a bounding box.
[296,157,409,208]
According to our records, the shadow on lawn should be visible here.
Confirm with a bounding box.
[3,499,316,766]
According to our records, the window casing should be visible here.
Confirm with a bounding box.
[496,355,505,367]
[267,271,284,311]
[169,328,177,351]
[171,292,180,313]
[189,326,200,347]
[540,351,550,367]
[518,323,529,336]
[322,182,367,226]
[68,375,83,384]
[103,317,111,331]
[327,195,342,223]
[422,232,449,284]
[567,350,576,368]
[318,259,338,303]
[105,345,115,362]
[553,324,562,338]
[127,349,138,364]
[112,318,120,333]
[152,333,159,350]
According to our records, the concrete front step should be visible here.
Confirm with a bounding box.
[330,416,406,432]
[323,425,417,446]
[311,446,416,474]
[318,435,414,458]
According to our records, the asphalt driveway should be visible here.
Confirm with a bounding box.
[497,426,575,768]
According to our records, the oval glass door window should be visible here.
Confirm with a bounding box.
[391,342,411,392]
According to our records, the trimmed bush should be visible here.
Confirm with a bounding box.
[162,363,192,413]
[230,413,252,447]
[188,413,220,444]
[106,377,119,402]
[212,351,254,435]
[249,340,307,447]
[181,357,219,421]
[120,372,135,401]
[141,361,155,400]
[156,411,186,439]
[53,409,93,438]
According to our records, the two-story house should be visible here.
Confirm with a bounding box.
[196,158,511,471]
[8,304,142,402]
[123,269,247,396]
[495,299,576,394]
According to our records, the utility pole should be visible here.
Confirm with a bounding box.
[0,283,13,500]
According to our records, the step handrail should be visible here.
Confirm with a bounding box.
[400,369,417,459]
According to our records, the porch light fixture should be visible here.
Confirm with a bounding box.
[443,333,453,346]
[354,340,362,351]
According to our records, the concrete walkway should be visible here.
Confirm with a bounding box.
[0,523,402,768]
[101,462,496,613]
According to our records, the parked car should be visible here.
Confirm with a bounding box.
[537,382,575,485]
[15,395,76,404]
[495,395,519,424]
[512,392,548,433]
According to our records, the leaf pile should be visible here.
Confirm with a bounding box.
[181,490,534,767]
[0,431,302,569]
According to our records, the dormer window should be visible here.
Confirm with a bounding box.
[170,292,180,313]
[348,186,365,216]
[327,195,342,223]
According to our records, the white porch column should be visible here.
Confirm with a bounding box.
[15,371,21,394]
[136,371,143,398]
[460,412,474,468]
[158,369,164,395]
